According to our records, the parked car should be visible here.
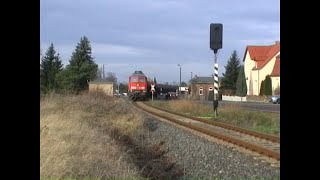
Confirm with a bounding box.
[269,95,280,104]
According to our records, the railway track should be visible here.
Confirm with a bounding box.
[132,101,280,161]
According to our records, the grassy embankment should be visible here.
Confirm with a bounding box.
[146,100,280,136]
[41,92,185,180]
[40,92,145,179]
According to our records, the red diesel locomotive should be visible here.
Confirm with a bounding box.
[128,71,150,101]
[128,70,180,101]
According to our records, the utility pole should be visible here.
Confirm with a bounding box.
[178,64,181,97]
[103,64,105,79]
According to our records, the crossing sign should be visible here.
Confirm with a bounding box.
[151,84,155,92]
[151,84,155,101]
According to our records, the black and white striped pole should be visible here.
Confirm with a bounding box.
[213,55,219,117]
[210,23,223,117]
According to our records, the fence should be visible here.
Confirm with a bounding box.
[222,95,247,102]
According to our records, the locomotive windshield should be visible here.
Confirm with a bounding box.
[130,76,146,82]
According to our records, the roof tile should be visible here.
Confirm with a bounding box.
[244,42,280,70]
[270,57,280,77]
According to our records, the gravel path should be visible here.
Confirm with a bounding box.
[141,114,280,179]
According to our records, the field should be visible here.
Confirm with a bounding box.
[145,100,280,136]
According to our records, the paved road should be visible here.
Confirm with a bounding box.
[195,100,280,113]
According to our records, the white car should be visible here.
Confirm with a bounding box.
[269,95,280,104]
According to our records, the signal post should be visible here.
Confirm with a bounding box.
[210,23,223,117]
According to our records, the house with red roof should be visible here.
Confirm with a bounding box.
[243,41,280,95]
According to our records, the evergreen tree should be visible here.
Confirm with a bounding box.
[40,43,63,93]
[52,53,63,90]
[264,75,272,95]
[236,65,247,97]
[221,50,241,94]
[259,80,265,96]
[59,36,98,94]
[119,83,128,93]
[153,77,157,84]
[55,69,74,92]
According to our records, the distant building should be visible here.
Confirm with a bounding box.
[88,80,116,97]
[243,41,280,95]
[189,76,222,101]
[179,87,189,94]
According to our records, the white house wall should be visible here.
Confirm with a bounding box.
[259,51,280,85]
[244,51,256,95]
[245,51,280,96]
[251,70,259,95]
[271,76,280,95]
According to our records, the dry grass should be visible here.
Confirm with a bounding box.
[148,100,280,136]
[40,91,144,179]
[151,100,213,117]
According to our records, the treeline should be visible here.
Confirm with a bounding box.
[40,36,98,94]
[219,50,247,96]
[220,50,273,96]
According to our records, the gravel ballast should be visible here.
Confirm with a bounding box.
[139,114,280,179]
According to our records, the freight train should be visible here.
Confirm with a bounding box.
[128,71,179,101]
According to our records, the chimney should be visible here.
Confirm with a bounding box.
[275,41,280,44]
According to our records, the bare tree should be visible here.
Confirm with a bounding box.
[105,72,117,82]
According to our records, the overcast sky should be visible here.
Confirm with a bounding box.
[40,0,280,84]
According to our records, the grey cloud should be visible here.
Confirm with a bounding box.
[41,0,280,83]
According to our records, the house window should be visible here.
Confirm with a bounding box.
[199,87,203,95]
[209,87,213,91]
